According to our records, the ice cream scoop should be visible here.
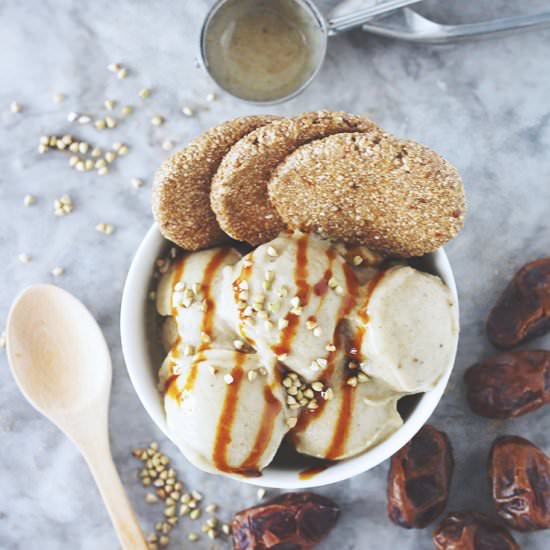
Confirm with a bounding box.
[160,348,288,475]
[352,265,458,393]
[222,231,358,382]
[156,245,242,352]
[291,365,402,460]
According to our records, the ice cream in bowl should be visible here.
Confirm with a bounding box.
[121,111,464,487]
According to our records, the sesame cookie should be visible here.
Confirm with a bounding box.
[153,115,279,250]
[268,132,465,257]
[210,111,381,246]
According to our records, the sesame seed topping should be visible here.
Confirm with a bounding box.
[286,417,298,428]
[23,194,36,207]
[18,253,32,264]
[223,374,234,385]
[278,318,289,330]
[96,223,114,235]
[105,115,117,128]
[328,277,339,289]
[266,246,278,257]
[322,388,334,400]
[231,340,244,353]
[51,266,64,277]
[54,195,73,216]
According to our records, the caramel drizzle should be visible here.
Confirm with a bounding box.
[358,270,387,324]
[164,374,179,401]
[313,249,336,298]
[162,256,187,400]
[272,234,310,357]
[293,263,360,436]
[212,353,246,473]
[199,247,234,345]
[164,248,233,402]
[322,265,362,459]
[238,384,282,474]
[352,270,387,357]
[298,463,331,480]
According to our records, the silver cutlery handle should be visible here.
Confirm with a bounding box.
[361,8,550,43]
[328,0,424,35]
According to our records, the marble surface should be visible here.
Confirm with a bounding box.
[1,0,550,548]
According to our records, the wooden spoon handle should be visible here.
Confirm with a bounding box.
[83,445,148,550]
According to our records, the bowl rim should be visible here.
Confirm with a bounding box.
[121,223,459,489]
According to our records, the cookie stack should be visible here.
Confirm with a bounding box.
[153,110,465,257]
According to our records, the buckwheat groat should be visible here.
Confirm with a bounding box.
[210,111,381,246]
[153,115,278,250]
[269,132,465,257]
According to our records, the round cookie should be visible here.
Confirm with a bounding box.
[153,115,279,250]
[210,111,381,246]
[268,132,465,257]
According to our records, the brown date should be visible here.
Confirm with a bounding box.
[387,424,454,529]
[433,512,519,550]
[489,435,550,531]
[231,492,339,550]
[464,350,550,419]
[487,257,550,348]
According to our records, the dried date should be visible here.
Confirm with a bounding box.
[487,257,550,348]
[489,435,550,531]
[464,350,550,418]
[433,512,519,550]
[387,424,454,529]
[231,492,339,550]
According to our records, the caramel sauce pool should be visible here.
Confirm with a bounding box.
[203,0,325,102]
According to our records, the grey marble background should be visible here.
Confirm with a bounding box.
[1,0,550,548]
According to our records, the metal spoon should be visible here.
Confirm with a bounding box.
[360,6,550,43]
[6,284,148,550]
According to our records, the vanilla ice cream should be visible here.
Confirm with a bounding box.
[220,231,357,382]
[156,231,458,475]
[160,349,288,475]
[351,265,458,393]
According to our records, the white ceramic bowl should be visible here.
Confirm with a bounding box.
[121,224,459,489]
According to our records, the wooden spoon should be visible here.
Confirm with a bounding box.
[6,284,148,550]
